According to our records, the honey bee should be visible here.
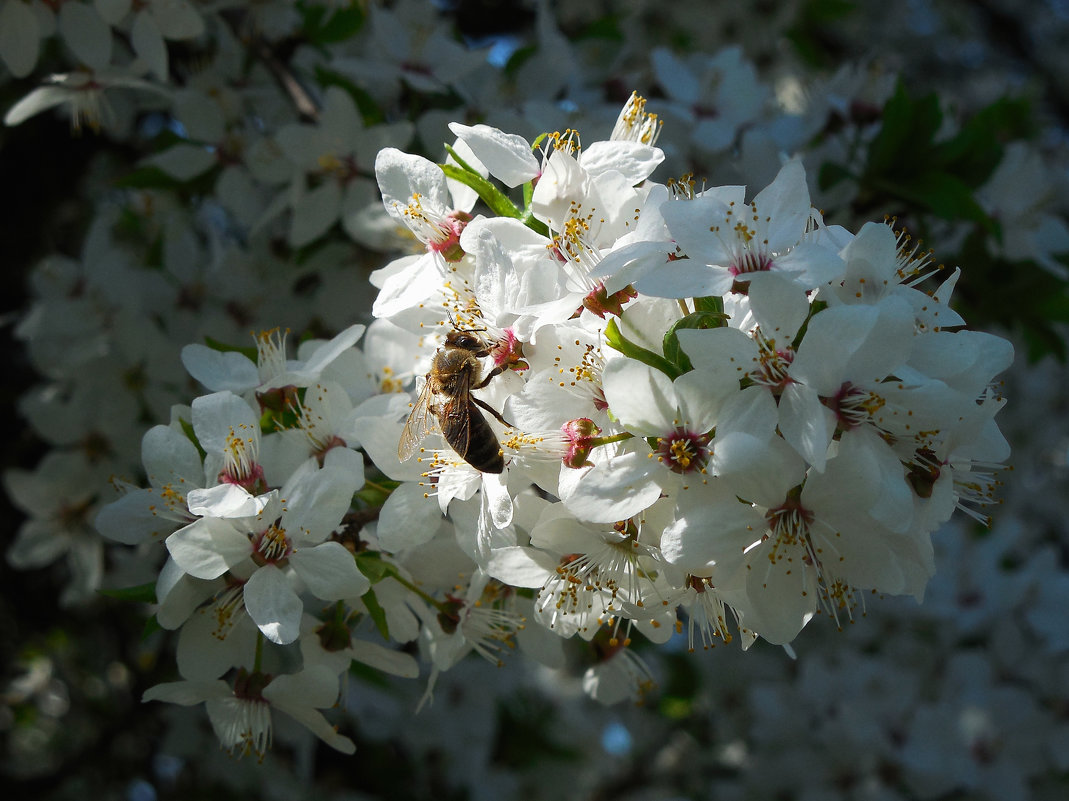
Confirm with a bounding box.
[398,330,509,473]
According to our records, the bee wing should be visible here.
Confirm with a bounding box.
[439,395,473,460]
[398,380,436,462]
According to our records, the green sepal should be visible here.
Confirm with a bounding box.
[360,588,390,640]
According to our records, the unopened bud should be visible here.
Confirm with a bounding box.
[561,418,601,468]
[582,281,638,318]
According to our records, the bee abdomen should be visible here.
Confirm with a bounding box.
[463,403,505,473]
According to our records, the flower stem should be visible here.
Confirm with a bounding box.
[390,572,451,615]
[253,631,265,672]
[586,432,634,448]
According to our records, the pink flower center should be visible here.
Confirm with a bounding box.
[656,428,710,474]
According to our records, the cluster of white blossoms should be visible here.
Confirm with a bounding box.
[93,92,1013,754]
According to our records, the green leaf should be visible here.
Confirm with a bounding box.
[692,295,726,315]
[949,229,1069,362]
[604,318,684,379]
[900,171,992,229]
[203,335,258,361]
[114,162,222,196]
[785,0,857,66]
[662,310,729,374]
[348,659,391,688]
[98,582,158,604]
[443,142,479,176]
[576,15,624,42]
[361,588,390,640]
[113,166,187,191]
[503,44,537,76]
[313,66,385,126]
[866,81,942,177]
[356,551,400,584]
[178,417,207,461]
[818,161,854,191]
[439,162,522,220]
[142,615,163,641]
[300,1,365,45]
[492,692,581,767]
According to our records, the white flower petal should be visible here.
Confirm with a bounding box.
[263,667,356,753]
[377,481,443,551]
[632,259,729,299]
[186,484,269,519]
[602,359,677,435]
[166,518,251,580]
[297,324,366,379]
[778,382,834,471]
[560,449,662,523]
[142,424,204,489]
[789,304,880,395]
[148,0,204,40]
[0,0,40,77]
[146,143,217,180]
[752,159,811,253]
[132,10,168,80]
[4,85,69,127]
[348,639,420,678]
[191,391,259,455]
[289,541,370,601]
[677,326,756,383]
[486,546,558,588]
[282,466,358,544]
[143,679,229,705]
[176,612,257,680]
[483,472,514,530]
[375,147,450,222]
[579,140,664,184]
[289,180,342,247]
[181,345,259,393]
[732,544,816,645]
[94,0,132,26]
[95,488,177,545]
[747,274,811,342]
[59,2,111,70]
[243,565,303,644]
[448,122,540,187]
[660,482,766,572]
[156,564,216,629]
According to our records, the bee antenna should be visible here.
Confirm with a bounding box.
[447,310,488,336]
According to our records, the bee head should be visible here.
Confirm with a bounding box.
[445,330,485,352]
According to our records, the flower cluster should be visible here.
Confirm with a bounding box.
[92,93,1013,754]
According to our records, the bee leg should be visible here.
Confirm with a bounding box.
[472,365,504,390]
[472,397,514,428]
